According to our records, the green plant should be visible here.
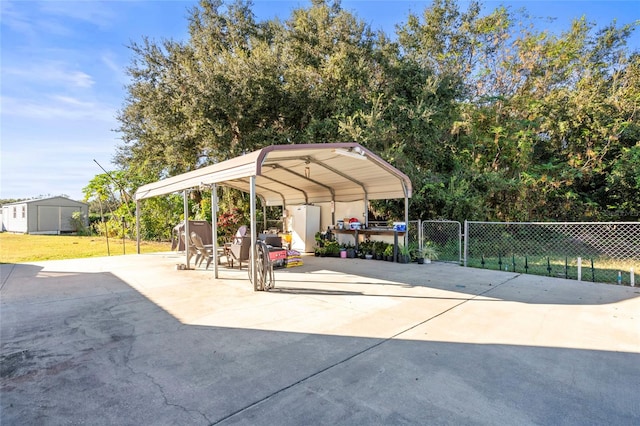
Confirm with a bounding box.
[218,207,244,243]
[398,244,412,263]
[422,242,439,261]
[70,211,90,236]
[324,240,341,256]
[372,240,387,255]
[359,240,373,254]
[383,244,394,257]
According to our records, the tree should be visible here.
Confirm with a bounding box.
[111,0,639,235]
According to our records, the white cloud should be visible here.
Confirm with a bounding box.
[0,1,37,38]
[1,94,116,122]
[2,62,95,89]
[37,0,117,30]
[100,51,129,85]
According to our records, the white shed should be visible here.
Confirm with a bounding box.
[1,196,89,234]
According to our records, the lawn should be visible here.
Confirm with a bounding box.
[0,233,171,263]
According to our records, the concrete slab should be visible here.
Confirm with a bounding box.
[1,253,639,425]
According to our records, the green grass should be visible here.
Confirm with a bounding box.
[467,255,639,286]
[0,233,171,263]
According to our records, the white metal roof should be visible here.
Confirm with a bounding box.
[135,143,412,205]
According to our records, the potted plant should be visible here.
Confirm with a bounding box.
[398,244,411,263]
[373,241,386,260]
[358,240,373,259]
[345,242,356,258]
[383,244,394,261]
[324,240,341,257]
[421,242,439,264]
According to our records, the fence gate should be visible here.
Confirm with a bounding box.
[421,220,462,263]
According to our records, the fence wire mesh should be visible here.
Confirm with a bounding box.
[422,220,462,263]
[464,221,640,285]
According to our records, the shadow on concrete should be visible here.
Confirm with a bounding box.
[271,256,640,306]
[1,259,638,425]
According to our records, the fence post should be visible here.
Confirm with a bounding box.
[577,257,582,282]
[463,220,468,267]
[458,221,462,264]
[631,268,635,287]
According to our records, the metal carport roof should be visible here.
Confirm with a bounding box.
[134,142,412,290]
[135,142,412,205]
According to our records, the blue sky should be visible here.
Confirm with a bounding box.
[1,0,639,201]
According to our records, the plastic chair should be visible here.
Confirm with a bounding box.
[190,231,213,269]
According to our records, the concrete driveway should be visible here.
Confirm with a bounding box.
[1,253,639,425]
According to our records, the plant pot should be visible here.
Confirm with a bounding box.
[398,254,410,264]
[365,254,373,260]
[417,258,424,264]
[347,249,356,258]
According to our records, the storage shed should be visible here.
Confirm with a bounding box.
[1,196,89,234]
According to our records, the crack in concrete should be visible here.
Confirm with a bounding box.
[106,305,213,425]
[210,274,522,425]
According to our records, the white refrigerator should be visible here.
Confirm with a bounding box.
[290,205,320,253]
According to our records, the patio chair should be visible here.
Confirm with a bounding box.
[190,231,213,269]
[180,232,199,267]
[229,226,251,269]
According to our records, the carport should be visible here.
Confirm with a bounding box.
[134,142,412,290]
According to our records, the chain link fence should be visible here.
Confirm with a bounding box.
[464,221,639,286]
[422,220,462,263]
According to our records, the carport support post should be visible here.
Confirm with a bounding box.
[136,200,141,254]
[212,184,219,279]
[403,185,409,248]
[250,176,258,290]
[184,190,190,270]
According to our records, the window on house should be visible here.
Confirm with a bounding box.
[13,207,17,218]
[22,206,26,218]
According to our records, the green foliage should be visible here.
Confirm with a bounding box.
[105,0,640,239]
[70,211,90,236]
[399,244,412,256]
[421,241,439,260]
[324,240,341,256]
[217,206,245,243]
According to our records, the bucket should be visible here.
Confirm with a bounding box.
[340,250,347,258]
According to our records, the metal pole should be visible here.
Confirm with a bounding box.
[122,216,126,255]
[577,257,582,281]
[183,190,190,269]
[463,220,469,267]
[212,184,219,279]
[135,200,140,254]
[403,184,409,248]
[250,176,258,290]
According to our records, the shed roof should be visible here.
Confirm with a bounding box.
[2,196,87,207]
[135,143,412,206]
